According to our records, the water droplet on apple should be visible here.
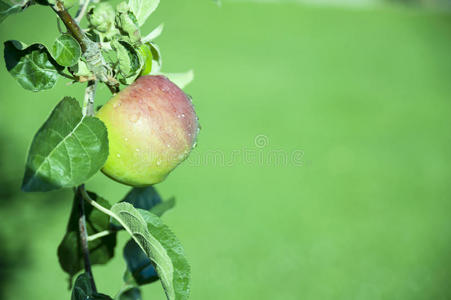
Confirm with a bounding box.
[156,160,162,166]
[116,154,121,158]
[135,148,140,152]
[113,102,121,109]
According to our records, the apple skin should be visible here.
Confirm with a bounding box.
[96,75,199,186]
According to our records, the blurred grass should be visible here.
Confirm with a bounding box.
[1,0,451,299]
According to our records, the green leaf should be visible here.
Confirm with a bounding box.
[0,0,30,23]
[138,43,152,76]
[139,210,190,299]
[70,59,93,78]
[87,2,120,42]
[109,203,190,300]
[72,273,113,300]
[102,48,118,67]
[22,97,109,192]
[118,287,142,300]
[123,239,159,285]
[122,186,162,210]
[4,40,63,91]
[87,2,116,33]
[150,198,175,217]
[128,0,159,27]
[142,23,164,43]
[112,186,173,230]
[147,42,161,73]
[161,70,194,89]
[50,34,81,67]
[111,40,143,84]
[58,190,117,282]
[115,4,141,44]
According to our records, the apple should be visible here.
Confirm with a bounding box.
[96,75,199,186]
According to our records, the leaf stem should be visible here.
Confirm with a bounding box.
[87,229,115,242]
[77,185,98,293]
[80,185,117,218]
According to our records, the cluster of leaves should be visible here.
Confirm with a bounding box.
[1,0,194,299]
[65,186,186,300]
[2,0,193,91]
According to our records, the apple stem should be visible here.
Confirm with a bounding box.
[77,185,98,293]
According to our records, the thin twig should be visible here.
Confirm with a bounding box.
[76,72,97,293]
[77,185,98,293]
[75,0,91,24]
[82,80,97,116]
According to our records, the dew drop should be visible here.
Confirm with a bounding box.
[113,102,121,109]
[156,160,162,166]
[181,113,185,118]
[192,142,197,149]
[135,148,140,152]
[166,144,171,148]
[124,137,129,142]
[116,154,121,158]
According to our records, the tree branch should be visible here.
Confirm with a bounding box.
[77,185,97,293]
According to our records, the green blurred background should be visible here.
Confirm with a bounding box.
[1,0,451,299]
